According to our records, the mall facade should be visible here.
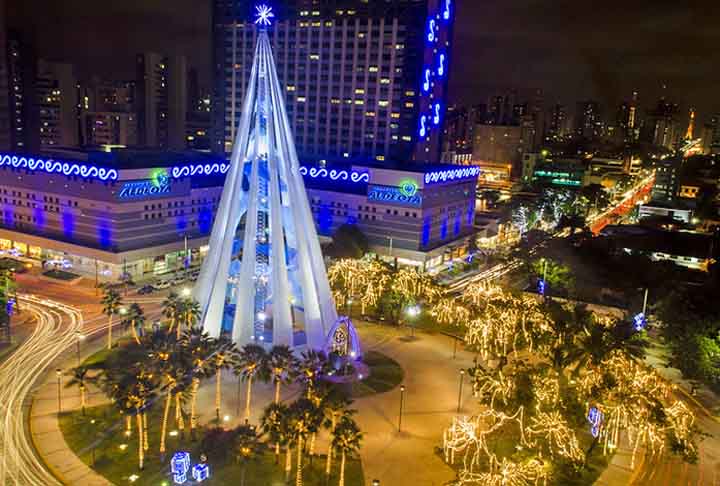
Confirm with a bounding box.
[0,149,479,281]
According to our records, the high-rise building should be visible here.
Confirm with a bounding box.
[472,124,525,176]
[643,97,680,149]
[80,112,138,147]
[136,53,187,150]
[545,103,567,143]
[213,0,455,163]
[6,30,39,152]
[575,100,602,140]
[36,60,79,149]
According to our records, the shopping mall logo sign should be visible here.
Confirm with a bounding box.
[118,168,171,200]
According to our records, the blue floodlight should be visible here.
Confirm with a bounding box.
[254,4,275,26]
[537,279,546,296]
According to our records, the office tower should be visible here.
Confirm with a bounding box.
[186,68,212,150]
[545,103,567,143]
[6,31,38,152]
[36,60,79,148]
[0,0,9,151]
[195,24,336,348]
[575,100,602,140]
[213,0,455,163]
[644,98,680,149]
[136,53,187,149]
[78,78,137,147]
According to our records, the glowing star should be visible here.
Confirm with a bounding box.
[254,4,275,26]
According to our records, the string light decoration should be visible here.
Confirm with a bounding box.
[430,298,471,327]
[526,411,584,464]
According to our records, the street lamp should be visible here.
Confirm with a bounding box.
[457,370,465,413]
[398,385,406,433]
[182,287,191,298]
[405,305,420,338]
[75,332,85,366]
[346,298,353,318]
[56,368,62,414]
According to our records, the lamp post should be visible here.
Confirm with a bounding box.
[642,288,649,316]
[75,332,85,366]
[56,368,62,414]
[457,370,465,413]
[405,305,420,338]
[452,335,458,359]
[346,298,353,318]
[398,385,405,433]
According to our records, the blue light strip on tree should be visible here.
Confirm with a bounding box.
[0,154,118,181]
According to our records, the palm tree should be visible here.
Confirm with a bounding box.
[323,392,354,475]
[260,402,289,464]
[234,424,264,486]
[180,327,213,438]
[331,416,363,486]
[297,349,329,397]
[212,337,236,424]
[100,287,122,350]
[288,397,319,486]
[180,298,201,339]
[126,302,145,345]
[162,292,180,336]
[235,344,270,421]
[268,345,299,403]
[65,366,89,415]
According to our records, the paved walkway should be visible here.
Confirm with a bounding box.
[29,335,113,486]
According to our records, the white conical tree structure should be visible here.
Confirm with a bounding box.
[193,8,337,349]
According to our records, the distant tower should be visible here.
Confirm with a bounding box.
[685,107,696,140]
[193,5,337,349]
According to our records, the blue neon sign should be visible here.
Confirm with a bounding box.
[0,154,118,181]
[117,179,171,199]
[419,115,428,138]
[437,53,446,77]
[423,69,432,92]
[192,463,210,482]
[443,0,452,21]
[433,103,442,125]
[423,166,480,185]
[171,163,230,178]
[368,185,422,207]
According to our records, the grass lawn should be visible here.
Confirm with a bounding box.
[337,350,404,398]
[59,404,364,486]
[42,269,81,281]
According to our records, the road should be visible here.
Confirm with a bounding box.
[0,295,82,485]
[0,290,163,486]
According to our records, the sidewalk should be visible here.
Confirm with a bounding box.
[29,338,113,486]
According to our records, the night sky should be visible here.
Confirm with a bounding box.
[7,0,720,122]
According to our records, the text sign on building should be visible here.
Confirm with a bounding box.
[118,168,171,200]
[367,184,422,207]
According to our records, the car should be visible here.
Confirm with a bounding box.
[171,277,187,286]
[137,285,154,295]
[154,280,171,289]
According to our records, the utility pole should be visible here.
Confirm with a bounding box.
[642,288,649,316]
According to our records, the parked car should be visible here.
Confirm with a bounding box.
[137,285,154,295]
[155,280,171,289]
[171,277,187,286]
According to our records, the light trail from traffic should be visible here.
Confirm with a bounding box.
[0,295,81,485]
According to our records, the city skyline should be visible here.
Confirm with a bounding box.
[7,0,720,123]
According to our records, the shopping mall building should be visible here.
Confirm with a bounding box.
[0,149,479,281]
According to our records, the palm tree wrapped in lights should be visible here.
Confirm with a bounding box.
[66,366,89,415]
[331,416,363,486]
[180,327,213,437]
[212,336,236,424]
[235,344,270,421]
[268,345,299,403]
[261,402,289,464]
[100,287,122,350]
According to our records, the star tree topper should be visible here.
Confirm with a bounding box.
[255,4,275,26]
